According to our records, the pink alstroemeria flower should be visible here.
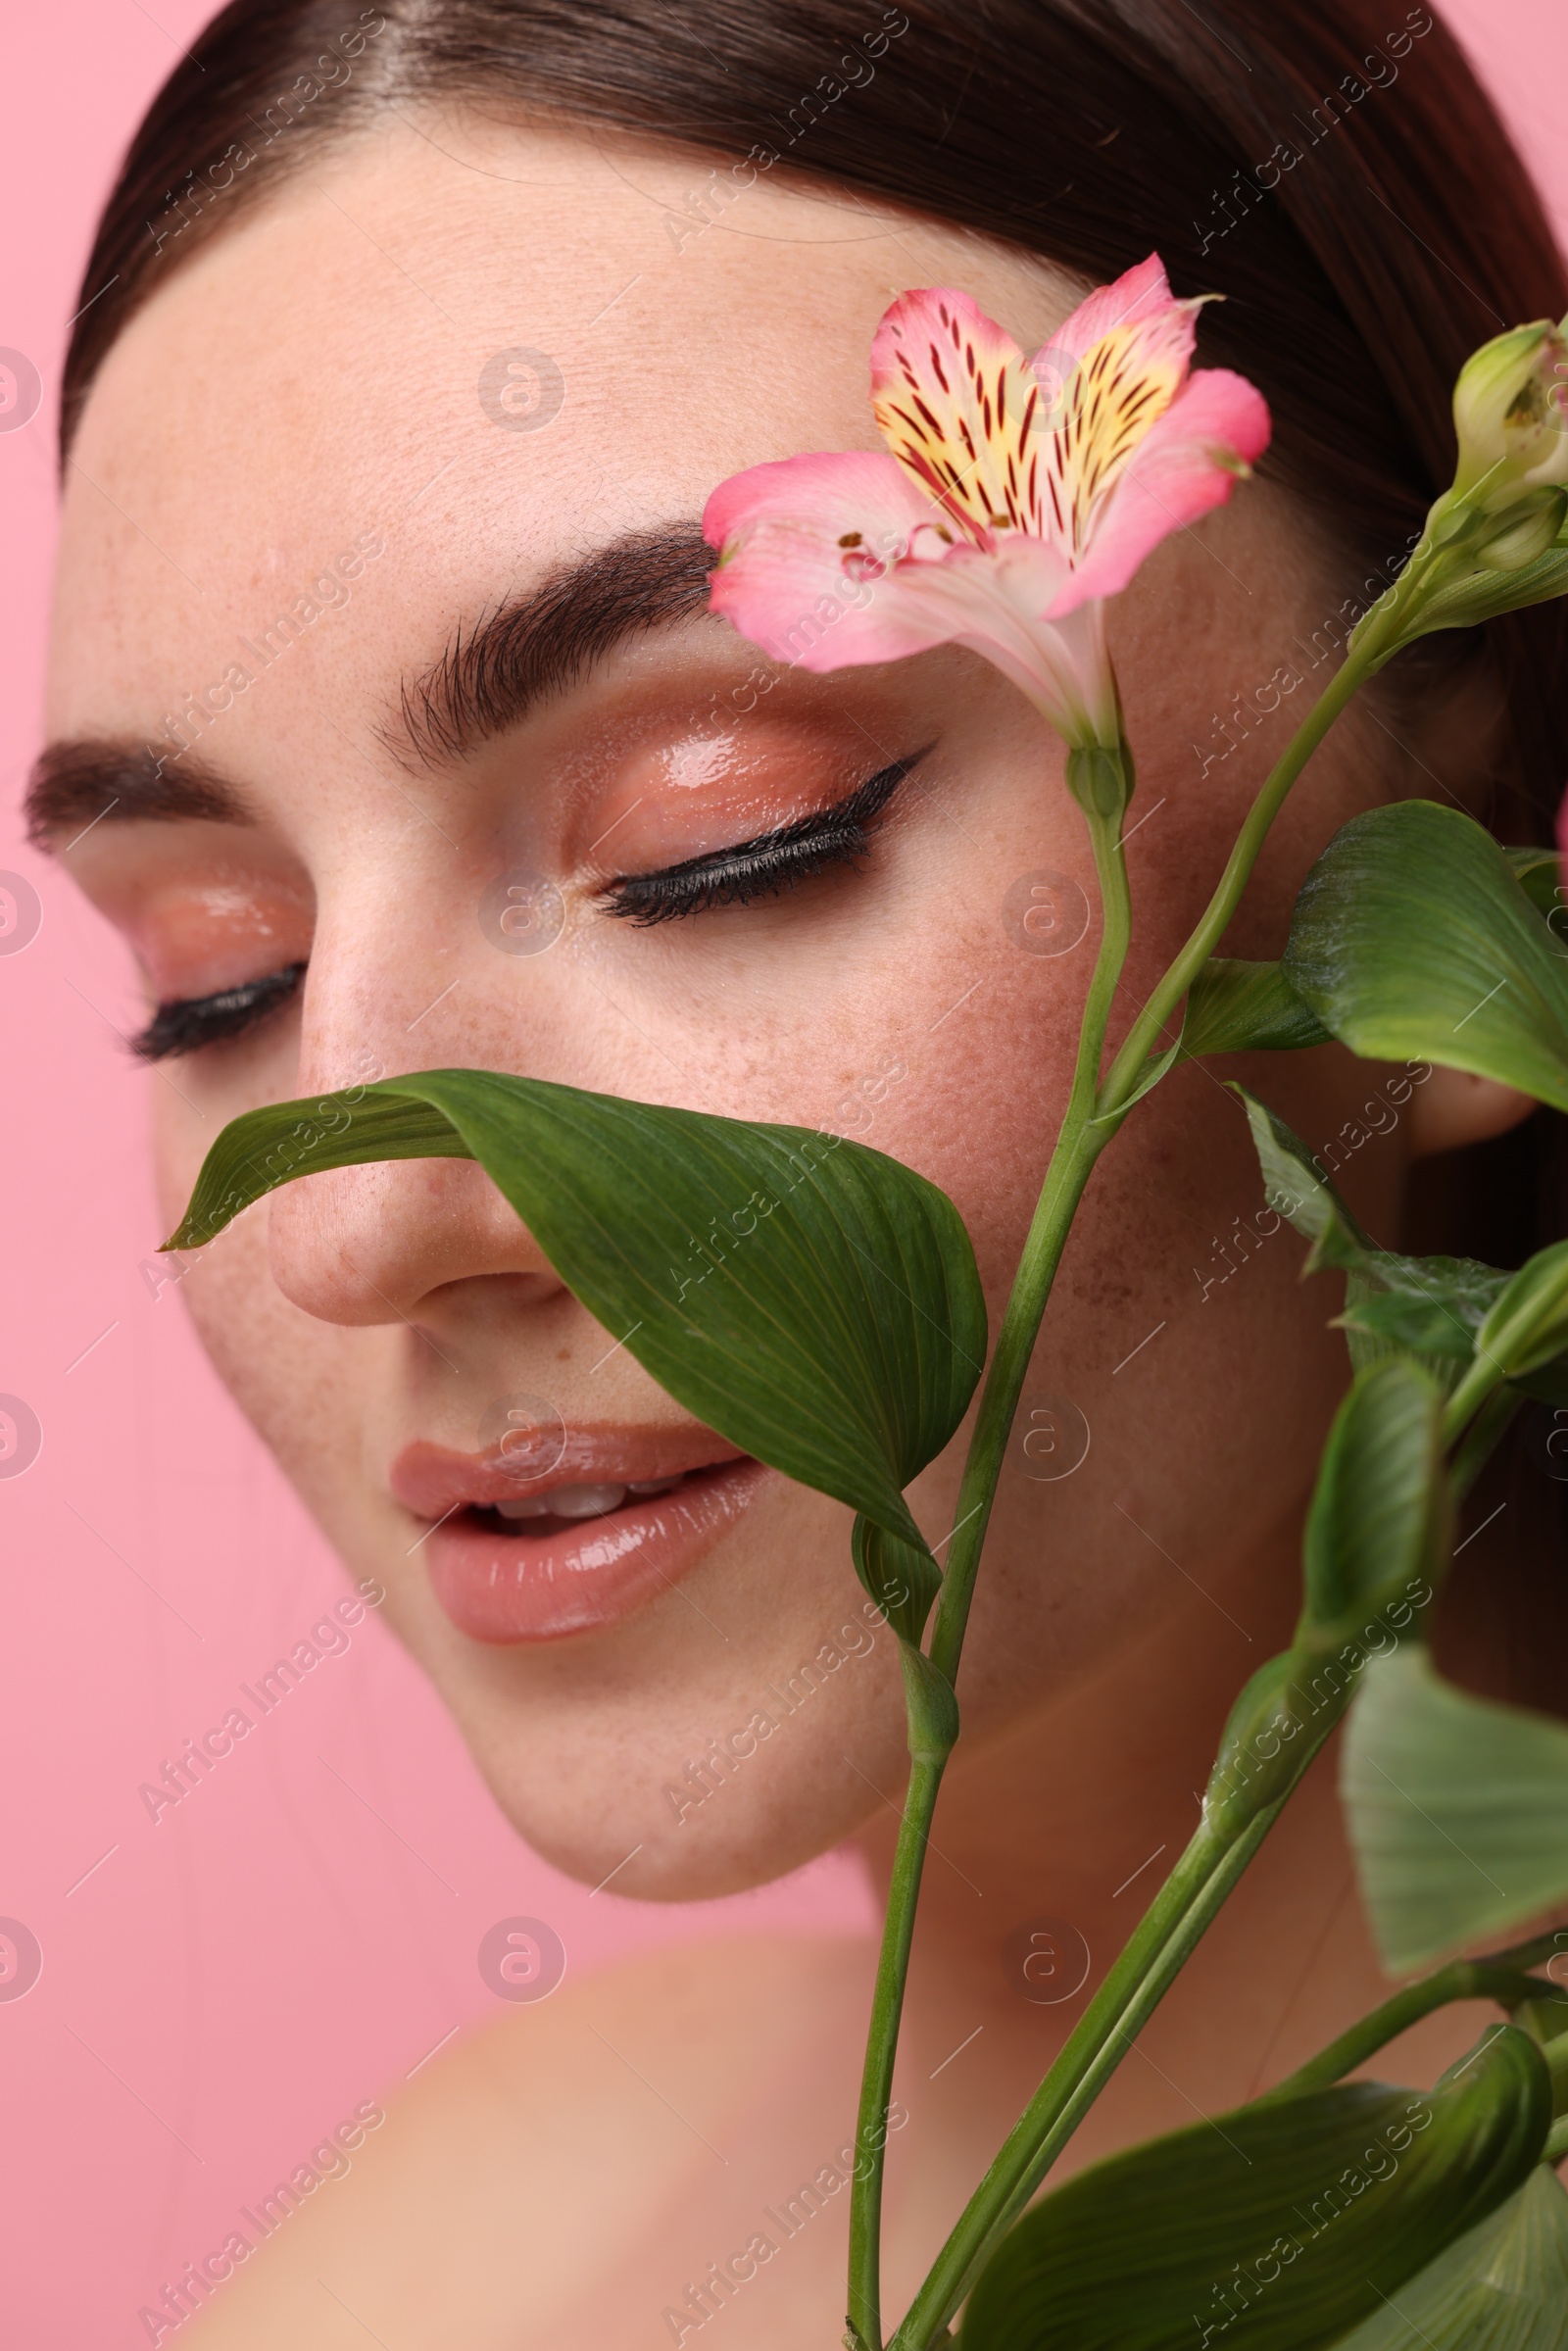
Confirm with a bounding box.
[704,255,1270,751]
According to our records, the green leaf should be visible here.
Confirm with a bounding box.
[1504,846,1565,930]
[1337,1286,1492,1358]
[1475,1242,1568,1379]
[1300,1358,1446,1638]
[852,1516,942,1648]
[1205,1362,1444,1838]
[1333,1252,1508,1365]
[1333,2166,1568,2351]
[1231,1085,1400,1377]
[1387,541,1568,651]
[1282,801,1568,1109]
[1230,1084,1534,1389]
[1230,1085,1371,1249]
[956,2027,1550,2351]
[1205,1649,1332,1835]
[1182,959,1331,1057]
[1104,966,1328,1120]
[899,1643,960,1764]
[166,1071,987,1552]
[1343,1644,1568,1972]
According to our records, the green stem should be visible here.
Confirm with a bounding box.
[844,774,1134,2348]
[892,1808,1281,2349]
[1263,1957,1566,2103]
[1099,645,1375,1120]
[1443,1349,1510,1447]
[847,1757,944,2350]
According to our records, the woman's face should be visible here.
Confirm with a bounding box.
[43,115,1404,1896]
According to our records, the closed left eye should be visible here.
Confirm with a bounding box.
[599,752,927,926]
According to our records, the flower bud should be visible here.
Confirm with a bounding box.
[1453,318,1568,502]
[1474,486,1568,572]
[1064,742,1133,821]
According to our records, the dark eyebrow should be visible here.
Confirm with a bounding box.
[25,521,721,841]
[391,520,719,769]
[24,741,252,850]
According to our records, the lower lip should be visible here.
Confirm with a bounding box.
[421,1460,768,1643]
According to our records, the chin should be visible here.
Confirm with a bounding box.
[415,1630,909,1906]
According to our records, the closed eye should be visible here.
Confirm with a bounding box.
[599,752,928,927]
[131,961,308,1062]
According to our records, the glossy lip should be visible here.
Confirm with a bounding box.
[391,1431,765,1644]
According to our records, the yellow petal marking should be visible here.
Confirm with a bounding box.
[873,299,1043,542]
[875,303,1191,560]
[1041,323,1187,560]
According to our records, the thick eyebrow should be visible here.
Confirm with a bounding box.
[391,520,719,769]
[25,521,722,843]
[24,741,252,850]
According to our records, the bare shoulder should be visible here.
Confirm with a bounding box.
[185,1933,874,2350]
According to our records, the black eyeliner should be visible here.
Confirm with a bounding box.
[602,751,927,927]
[132,960,308,1062]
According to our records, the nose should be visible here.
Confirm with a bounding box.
[263,957,569,1332]
[266,1151,567,1329]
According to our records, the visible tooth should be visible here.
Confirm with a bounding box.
[626,1475,683,1495]
[547,1482,627,1518]
[495,1494,551,1519]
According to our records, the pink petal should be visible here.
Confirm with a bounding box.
[909,543,1111,733]
[704,447,1106,723]
[869,288,1044,541]
[1025,255,1215,563]
[704,449,967,671]
[1049,253,1180,367]
[1056,367,1272,611]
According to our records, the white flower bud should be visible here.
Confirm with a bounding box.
[1452,318,1568,503]
[1474,487,1568,572]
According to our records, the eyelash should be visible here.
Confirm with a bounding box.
[131,752,925,1058]
[131,962,309,1063]
[600,753,924,927]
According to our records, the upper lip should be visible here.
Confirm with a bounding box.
[390,1427,749,1520]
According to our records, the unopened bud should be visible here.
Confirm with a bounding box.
[1474,486,1568,572]
[1453,318,1568,503]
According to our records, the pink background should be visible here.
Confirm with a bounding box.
[2,6,1563,2340]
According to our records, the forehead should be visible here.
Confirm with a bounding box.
[48,116,1077,747]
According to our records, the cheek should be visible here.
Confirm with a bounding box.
[857,906,1086,1295]
[172,1203,318,1458]
[152,1084,215,1238]
[152,1090,366,1506]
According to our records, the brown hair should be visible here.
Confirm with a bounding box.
[63,0,1568,1690]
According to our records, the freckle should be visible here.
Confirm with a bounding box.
[556,1347,570,1363]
